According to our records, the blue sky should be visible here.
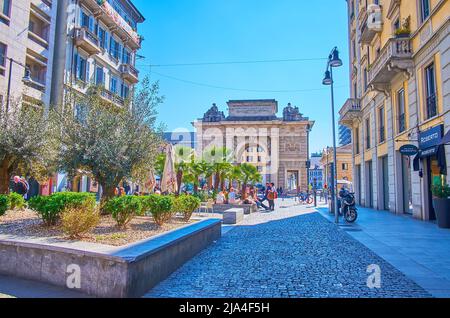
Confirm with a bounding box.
[133,0,350,154]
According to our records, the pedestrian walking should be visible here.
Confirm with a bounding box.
[260,182,270,206]
[13,176,29,198]
[267,183,276,211]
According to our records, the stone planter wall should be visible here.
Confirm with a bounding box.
[0,218,221,298]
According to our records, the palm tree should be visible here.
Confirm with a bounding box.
[219,162,233,190]
[185,159,211,194]
[174,145,194,194]
[203,146,233,192]
[239,163,262,197]
[228,165,243,191]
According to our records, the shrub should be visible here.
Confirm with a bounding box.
[137,195,153,216]
[9,192,26,210]
[193,191,209,202]
[174,195,201,222]
[28,192,96,226]
[61,202,100,239]
[104,196,142,228]
[0,195,10,217]
[431,183,450,199]
[146,195,174,226]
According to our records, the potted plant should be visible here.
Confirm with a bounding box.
[431,183,450,229]
[395,17,411,38]
[395,28,410,38]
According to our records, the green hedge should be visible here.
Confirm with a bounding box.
[0,195,10,217]
[174,195,201,222]
[9,192,26,210]
[141,194,174,226]
[28,192,96,226]
[104,196,142,228]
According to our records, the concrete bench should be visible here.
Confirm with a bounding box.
[223,208,245,225]
[214,204,257,215]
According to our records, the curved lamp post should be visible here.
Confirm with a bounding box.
[322,47,343,224]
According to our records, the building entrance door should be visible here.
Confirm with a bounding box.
[366,161,373,208]
[381,156,389,210]
[356,165,361,205]
[287,170,299,192]
[426,157,442,221]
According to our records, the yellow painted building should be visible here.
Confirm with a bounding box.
[340,0,450,220]
[320,144,354,189]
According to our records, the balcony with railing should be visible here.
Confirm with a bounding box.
[80,0,142,50]
[359,4,383,44]
[120,63,139,84]
[339,98,361,127]
[86,85,125,107]
[100,88,125,107]
[74,27,101,55]
[368,37,413,93]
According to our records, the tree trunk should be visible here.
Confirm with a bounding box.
[214,172,220,192]
[194,183,199,194]
[208,176,212,189]
[0,159,11,194]
[241,178,248,199]
[220,176,225,191]
[100,183,116,214]
[177,170,183,194]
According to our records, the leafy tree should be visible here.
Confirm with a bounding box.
[53,77,164,204]
[155,153,166,177]
[0,100,57,194]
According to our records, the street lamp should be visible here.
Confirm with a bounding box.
[322,47,343,224]
[4,55,32,113]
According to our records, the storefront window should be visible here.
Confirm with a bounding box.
[431,158,445,187]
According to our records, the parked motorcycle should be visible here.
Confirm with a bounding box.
[339,188,358,223]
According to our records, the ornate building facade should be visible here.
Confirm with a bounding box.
[193,100,315,191]
[339,0,450,221]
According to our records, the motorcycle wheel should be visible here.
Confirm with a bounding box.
[344,208,358,223]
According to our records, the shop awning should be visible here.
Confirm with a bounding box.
[440,130,450,145]
[419,146,439,158]
[413,145,447,175]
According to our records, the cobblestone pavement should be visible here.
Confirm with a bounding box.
[145,202,431,298]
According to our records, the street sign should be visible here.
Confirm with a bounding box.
[419,125,443,149]
[399,144,419,157]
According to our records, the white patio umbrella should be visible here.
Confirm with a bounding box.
[161,144,178,194]
[142,170,157,194]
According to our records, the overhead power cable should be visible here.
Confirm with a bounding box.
[138,57,327,68]
[148,69,347,93]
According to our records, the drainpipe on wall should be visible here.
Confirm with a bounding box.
[50,0,70,109]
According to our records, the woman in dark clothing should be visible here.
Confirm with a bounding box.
[13,176,29,197]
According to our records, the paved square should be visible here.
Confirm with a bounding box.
[145,203,431,298]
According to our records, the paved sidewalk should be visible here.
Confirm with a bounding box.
[317,205,450,298]
[0,275,90,298]
[145,201,430,298]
